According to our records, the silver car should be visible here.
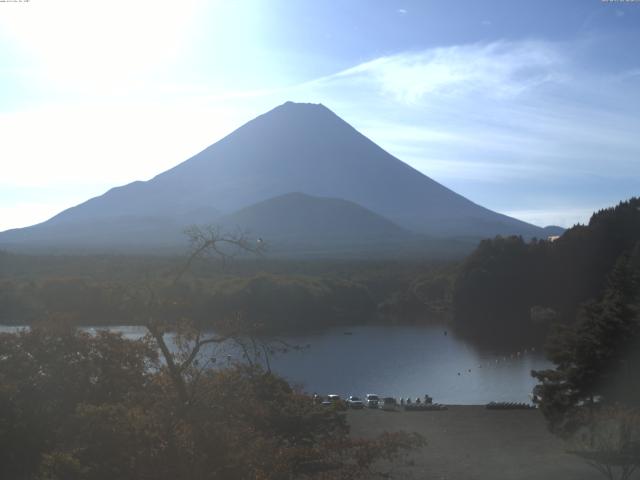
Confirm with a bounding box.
[346,395,364,409]
[365,393,380,408]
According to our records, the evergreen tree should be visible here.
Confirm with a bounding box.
[532,244,640,434]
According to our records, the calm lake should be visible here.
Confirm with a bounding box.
[0,324,551,405]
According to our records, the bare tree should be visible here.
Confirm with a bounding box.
[569,405,640,480]
[137,225,265,406]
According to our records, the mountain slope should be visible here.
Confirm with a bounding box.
[0,101,550,253]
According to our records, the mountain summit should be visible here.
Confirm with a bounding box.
[1,101,548,253]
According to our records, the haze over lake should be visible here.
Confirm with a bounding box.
[1,324,550,404]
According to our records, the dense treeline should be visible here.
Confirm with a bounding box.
[0,323,422,479]
[0,255,456,332]
[529,232,640,478]
[453,197,640,346]
[533,244,640,432]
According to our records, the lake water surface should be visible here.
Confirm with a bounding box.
[0,324,551,404]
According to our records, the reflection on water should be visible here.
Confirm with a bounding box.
[0,324,551,404]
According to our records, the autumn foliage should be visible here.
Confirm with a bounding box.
[0,323,422,480]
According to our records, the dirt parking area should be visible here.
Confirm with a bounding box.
[348,406,608,480]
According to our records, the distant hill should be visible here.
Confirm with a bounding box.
[0,101,554,255]
[0,193,472,258]
[216,192,456,257]
[221,192,408,242]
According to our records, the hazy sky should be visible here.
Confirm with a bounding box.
[1,0,639,231]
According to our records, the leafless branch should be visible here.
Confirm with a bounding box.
[174,225,265,285]
[178,333,231,373]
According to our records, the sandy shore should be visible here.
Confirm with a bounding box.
[348,406,606,480]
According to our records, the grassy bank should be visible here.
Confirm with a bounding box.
[348,406,601,480]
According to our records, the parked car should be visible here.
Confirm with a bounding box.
[365,394,380,408]
[346,395,364,409]
[323,394,347,410]
[381,397,398,411]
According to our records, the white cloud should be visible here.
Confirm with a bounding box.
[325,41,564,103]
